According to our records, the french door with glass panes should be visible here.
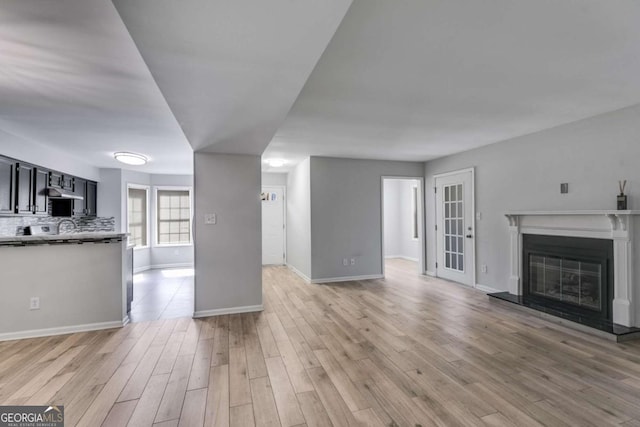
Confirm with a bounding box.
[435,169,475,286]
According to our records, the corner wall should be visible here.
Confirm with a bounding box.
[309,157,423,281]
[424,103,640,306]
[194,153,262,316]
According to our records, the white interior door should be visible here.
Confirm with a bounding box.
[262,186,285,265]
[435,169,474,286]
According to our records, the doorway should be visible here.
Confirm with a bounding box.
[381,177,425,276]
[434,168,475,286]
[262,186,286,265]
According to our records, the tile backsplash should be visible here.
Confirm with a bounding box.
[0,216,116,236]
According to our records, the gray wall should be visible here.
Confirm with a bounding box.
[424,103,640,291]
[0,131,100,181]
[310,157,423,280]
[98,169,123,232]
[383,179,420,261]
[194,153,262,314]
[262,172,287,187]
[286,158,311,279]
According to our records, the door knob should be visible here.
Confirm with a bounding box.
[466,234,473,239]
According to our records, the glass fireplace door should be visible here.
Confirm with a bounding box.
[528,255,602,311]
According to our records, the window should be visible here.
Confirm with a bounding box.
[157,189,191,245]
[412,185,419,240]
[128,187,148,247]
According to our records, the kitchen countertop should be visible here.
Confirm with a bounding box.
[0,232,127,246]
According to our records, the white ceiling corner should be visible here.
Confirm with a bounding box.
[112,0,354,157]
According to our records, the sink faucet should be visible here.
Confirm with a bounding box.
[57,218,77,234]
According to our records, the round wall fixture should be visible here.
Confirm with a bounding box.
[114,152,148,166]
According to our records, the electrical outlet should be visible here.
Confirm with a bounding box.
[481,264,488,274]
[350,258,356,265]
[205,213,217,225]
[30,297,40,310]
[343,258,348,266]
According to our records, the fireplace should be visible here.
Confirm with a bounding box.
[523,234,614,322]
[497,211,638,330]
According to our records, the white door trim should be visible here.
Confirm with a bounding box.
[262,185,286,265]
[380,176,426,277]
[433,167,476,288]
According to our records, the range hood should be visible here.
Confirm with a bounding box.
[47,188,83,200]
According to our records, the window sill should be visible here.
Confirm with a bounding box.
[154,243,193,248]
[133,245,150,251]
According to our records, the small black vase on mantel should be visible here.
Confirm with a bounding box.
[617,180,628,210]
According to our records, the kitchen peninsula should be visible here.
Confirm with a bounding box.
[0,232,129,340]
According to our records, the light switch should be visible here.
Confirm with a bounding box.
[205,213,217,225]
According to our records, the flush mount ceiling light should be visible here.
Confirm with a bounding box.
[265,158,286,167]
[114,152,148,166]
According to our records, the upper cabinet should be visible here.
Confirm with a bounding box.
[34,168,49,215]
[0,154,97,217]
[16,163,35,214]
[0,157,14,215]
[72,177,86,216]
[85,181,97,217]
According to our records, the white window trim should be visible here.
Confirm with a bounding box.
[152,186,194,248]
[127,183,151,250]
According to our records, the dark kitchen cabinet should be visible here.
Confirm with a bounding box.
[50,171,73,191]
[16,163,35,214]
[0,157,14,214]
[62,175,74,191]
[49,171,63,188]
[85,181,97,217]
[1,155,97,217]
[34,168,49,215]
[72,177,86,216]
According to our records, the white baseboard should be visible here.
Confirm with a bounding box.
[151,263,194,270]
[385,255,419,262]
[287,264,311,283]
[425,270,436,277]
[311,274,384,284]
[0,320,126,342]
[134,263,194,274]
[122,315,131,326]
[193,304,264,318]
[475,284,502,294]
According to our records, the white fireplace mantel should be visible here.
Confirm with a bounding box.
[505,210,640,327]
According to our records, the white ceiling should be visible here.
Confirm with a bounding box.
[0,0,192,174]
[3,1,640,175]
[263,0,640,170]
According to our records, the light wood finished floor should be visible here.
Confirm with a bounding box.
[3,259,640,426]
